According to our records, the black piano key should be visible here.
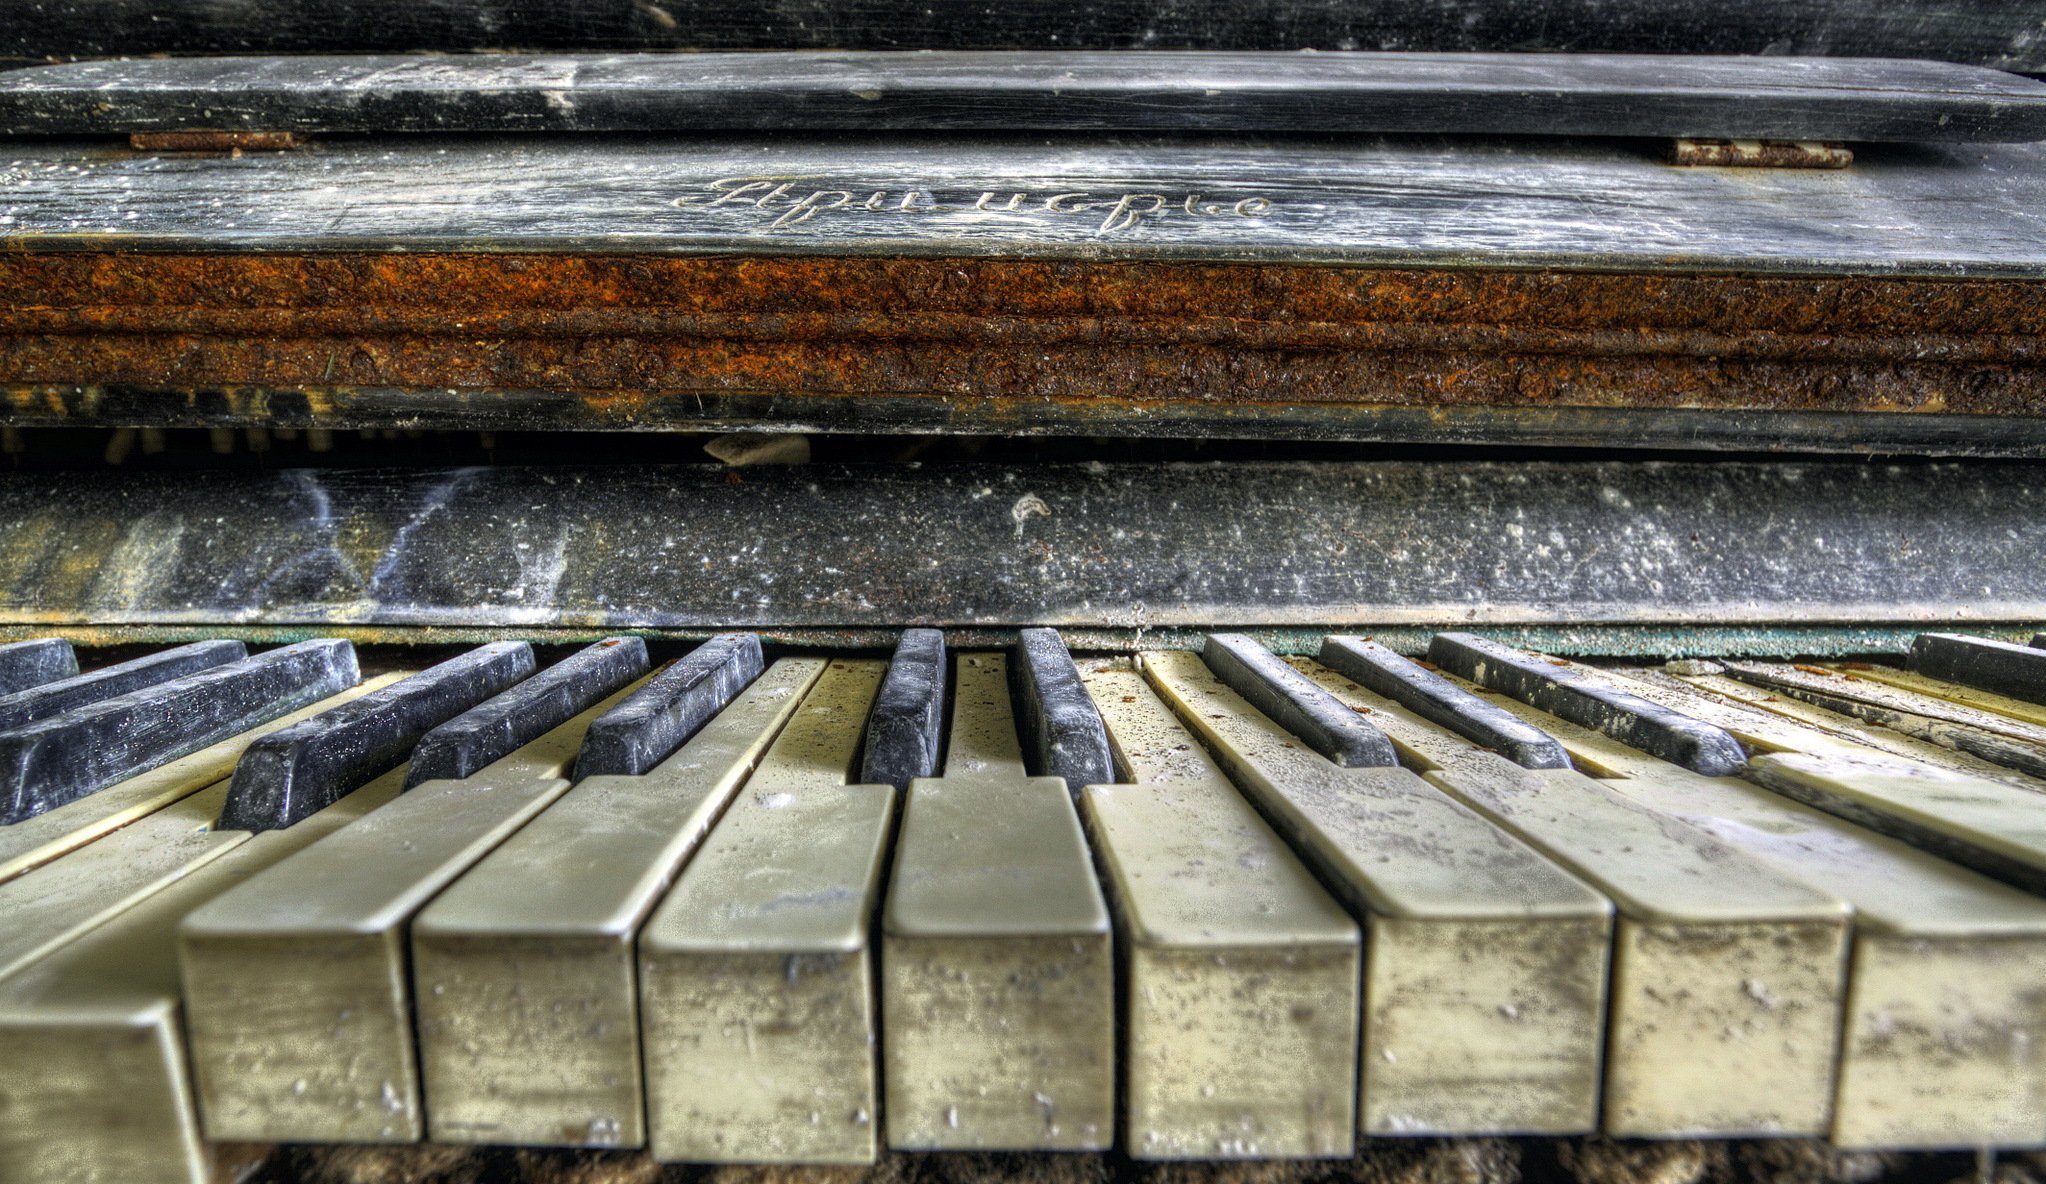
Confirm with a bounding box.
[220,642,538,833]
[0,640,245,734]
[1010,627,1113,791]
[1427,632,1748,777]
[1909,633,2046,706]
[404,637,649,788]
[0,639,359,824]
[1316,635,1572,770]
[573,632,765,779]
[1201,633,1398,768]
[860,628,946,791]
[0,639,77,697]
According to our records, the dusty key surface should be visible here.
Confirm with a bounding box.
[1722,660,2046,778]
[573,632,764,778]
[1082,663,1360,1159]
[1297,659,1851,1137]
[639,660,893,1164]
[1318,635,1571,769]
[1009,628,1112,790]
[1824,663,2046,731]
[0,638,358,822]
[0,638,75,696]
[884,653,1113,1151]
[0,640,243,734]
[861,628,946,791]
[1143,649,1609,1136]
[222,642,535,831]
[411,657,823,1148]
[1202,633,1396,767]
[178,678,643,1143]
[1428,632,1748,776]
[1911,633,2046,705]
[0,781,246,981]
[0,767,405,1184]
[1744,749,2046,895]
[405,637,646,786]
[0,675,401,884]
[1500,703,2046,1148]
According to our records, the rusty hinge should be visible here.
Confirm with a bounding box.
[128,131,307,154]
[1667,138,1853,168]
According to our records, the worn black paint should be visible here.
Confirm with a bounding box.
[1317,636,1571,770]
[862,629,947,791]
[405,637,648,787]
[573,632,765,779]
[0,640,244,735]
[0,464,2039,632]
[8,137,2046,279]
[5,52,2041,142]
[5,0,2046,72]
[0,639,78,698]
[0,639,358,824]
[221,641,536,831]
[1203,633,1398,768]
[1428,632,1748,776]
[1010,628,1113,792]
[1909,633,2046,706]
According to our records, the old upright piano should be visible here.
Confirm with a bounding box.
[1,1,2044,1181]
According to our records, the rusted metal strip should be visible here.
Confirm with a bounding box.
[0,254,2041,446]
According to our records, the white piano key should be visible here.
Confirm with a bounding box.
[1081,662,1360,1159]
[1140,649,1609,1136]
[637,659,894,1164]
[410,657,825,1148]
[882,652,1113,1151]
[1466,701,2046,1148]
[0,766,406,1184]
[0,781,244,982]
[1296,659,1853,1137]
[177,675,647,1144]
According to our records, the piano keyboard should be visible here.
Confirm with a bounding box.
[3,629,2046,1182]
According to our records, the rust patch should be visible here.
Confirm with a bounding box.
[127,131,307,153]
[0,253,2041,423]
[1668,138,1853,169]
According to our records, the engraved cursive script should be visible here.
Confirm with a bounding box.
[674,176,1275,234]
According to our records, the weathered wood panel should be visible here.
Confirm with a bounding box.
[4,0,2046,72]
[5,53,2042,142]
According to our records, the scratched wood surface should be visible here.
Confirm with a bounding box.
[3,134,2046,277]
[5,52,2043,142]
[3,0,2045,72]
[0,462,2036,632]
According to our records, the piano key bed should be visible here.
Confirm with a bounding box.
[3,630,2046,1183]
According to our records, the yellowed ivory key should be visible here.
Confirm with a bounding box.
[882,652,1113,1151]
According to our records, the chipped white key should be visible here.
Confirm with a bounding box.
[1141,649,1609,1136]
[411,658,825,1148]
[1082,663,1359,1159]
[0,767,405,1184]
[638,660,894,1164]
[178,677,646,1143]
[883,653,1113,1151]
[1299,658,1852,1137]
